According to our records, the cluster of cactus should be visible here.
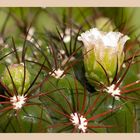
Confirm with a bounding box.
[0,7,140,133]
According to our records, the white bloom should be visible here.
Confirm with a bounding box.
[78,28,129,50]
[78,28,129,61]
[10,95,26,110]
[106,84,120,100]
[78,28,130,85]
[49,68,65,79]
[70,112,87,133]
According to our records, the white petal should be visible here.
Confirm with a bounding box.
[119,35,130,47]
[78,28,129,50]
[102,32,122,48]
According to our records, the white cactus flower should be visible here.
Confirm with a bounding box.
[70,112,87,133]
[78,28,130,85]
[78,28,129,49]
[10,95,26,110]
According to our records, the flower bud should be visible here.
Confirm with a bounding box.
[2,63,31,95]
[78,28,129,86]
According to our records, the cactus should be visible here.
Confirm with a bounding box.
[0,7,140,133]
[2,63,31,95]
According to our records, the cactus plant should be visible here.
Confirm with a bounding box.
[0,7,140,133]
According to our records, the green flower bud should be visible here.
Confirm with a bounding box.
[2,63,31,95]
[95,17,115,32]
[78,28,129,86]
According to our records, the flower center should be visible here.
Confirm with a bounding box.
[10,95,26,110]
[70,112,87,133]
[106,84,120,100]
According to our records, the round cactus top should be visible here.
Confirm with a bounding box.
[1,63,31,96]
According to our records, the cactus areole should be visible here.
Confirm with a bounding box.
[2,63,31,95]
